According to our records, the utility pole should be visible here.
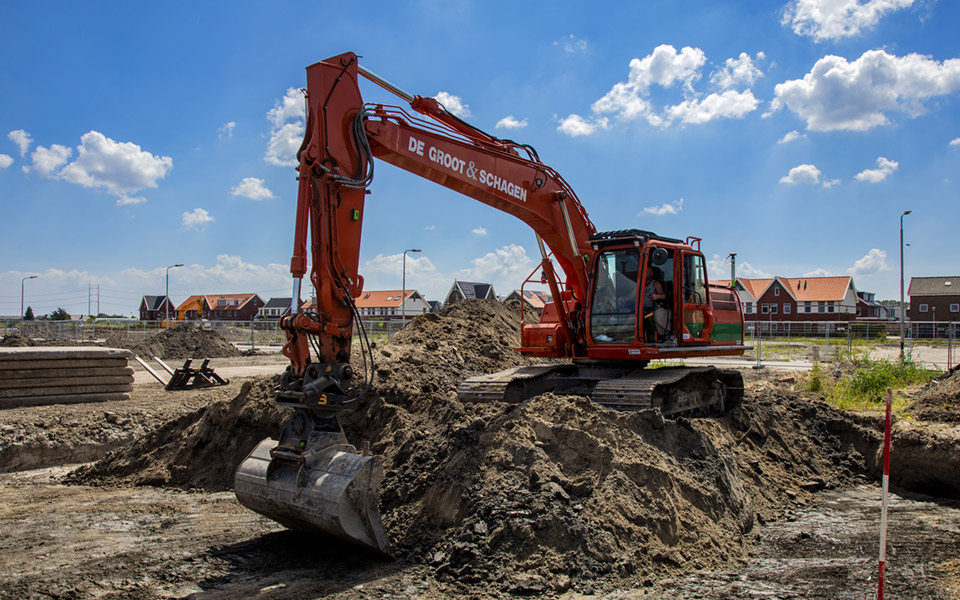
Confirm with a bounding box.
[728,253,736,283]
[900,210,911,358]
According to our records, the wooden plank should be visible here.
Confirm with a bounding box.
[0,384,133,399]
[0,375,135,390]
[0,358,129,371]
[0,392,130,409]
[0,347,133,362]
[0,366,134,380]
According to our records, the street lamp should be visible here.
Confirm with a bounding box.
[165,263,184,324]
[401,249,421,326]
[899,210,911,358]
[21,275,38,319]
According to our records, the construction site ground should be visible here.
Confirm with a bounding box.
[1,301,959,599]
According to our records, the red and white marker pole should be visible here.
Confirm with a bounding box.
[878,387,893,600]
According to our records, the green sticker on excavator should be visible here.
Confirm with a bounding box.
[352,209,360,221]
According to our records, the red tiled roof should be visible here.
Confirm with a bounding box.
[738,276,852,302]
[354,290,416,308]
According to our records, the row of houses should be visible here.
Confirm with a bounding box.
[732,275,960,323]
[139,274,960,324]
[138,280,512,322]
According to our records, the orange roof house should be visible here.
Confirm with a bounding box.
[734,276,858,320]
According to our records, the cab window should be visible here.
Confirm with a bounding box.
[590,248,640,343]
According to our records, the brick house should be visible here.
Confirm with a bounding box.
[139,295,175,321]
[908,276,960,322]
[175,294,265,321]
[734,276,858,321]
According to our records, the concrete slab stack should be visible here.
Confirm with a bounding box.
[0,347,134,409]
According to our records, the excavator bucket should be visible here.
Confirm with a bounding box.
[234,431,389,555]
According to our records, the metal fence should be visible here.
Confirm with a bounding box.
[2,318,957,371]
[1,318,408,350]
[743,320,958,371]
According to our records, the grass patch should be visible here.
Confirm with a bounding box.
[798,353,937,413]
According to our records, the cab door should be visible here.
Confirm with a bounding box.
[680,252,712,343]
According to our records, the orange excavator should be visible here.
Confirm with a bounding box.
[234,52,748,554]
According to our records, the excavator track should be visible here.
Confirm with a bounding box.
[458,364,743,416]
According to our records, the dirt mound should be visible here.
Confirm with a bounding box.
[0,334,35,347]
[104,322,242,360]
[73,299,879,595]
[70,377,287,489]
[910,367,960,423]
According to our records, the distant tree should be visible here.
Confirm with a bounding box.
[24,306,35,321]
[49,307,71,321]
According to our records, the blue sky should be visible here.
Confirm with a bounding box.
[1,0,958,317]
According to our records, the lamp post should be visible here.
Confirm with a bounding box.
[899,210,911,358]
[165,263,184,324]
[401,249,421,326]
[21,275,38,319]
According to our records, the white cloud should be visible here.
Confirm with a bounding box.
[231,177,274,200]
[57,131,172,198]
[556,114,608,136]
[496,116,528,130]
[803,268,835,277]
[182,208,214,230]
[950,137,960,147]
[265,88,305,167]
[822,178,841,188]
[360,253,449,298]
[218,121,236,140]
[454,244,536,288]
[556,34,588,54]
[642,198,685,216]
[0,154,12,169]
[782,0,917,41]
[8,130,33,157]
[472,226,488,236]
[777,130,805,144]
[116,196,147,207]
[779,163,822,184]
[706,254,772,280]
[423,224,437,231]
[561,45,762,135]
[26,144,72,177]
[710,52,764,90]
[768,50,960,132]
[855,156,899,182]
[848,248,891,276]
[664,90,759,125]
[435,92,471,118]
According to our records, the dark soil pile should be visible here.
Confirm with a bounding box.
[73,299,878,596]
[910,367,960,423]
[69,377,287,489]
[0,334,35,347]
[104,322,242,360]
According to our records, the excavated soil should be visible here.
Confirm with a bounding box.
[910,366,960,423]
[103,322,242,360]
[5,299,959,597]
[0,334,36,347]
[69,299,944,597]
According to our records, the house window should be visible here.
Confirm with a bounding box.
[951,304,959,313]
[828,302,835,313]
[774,286,780,296]
[818,302,825,313]
[784,304,791,314]
[804,302,811,313]
[919,304,928,313]
[770,304,778,314]
[744,302,753,314]
[761,304,769,314]
[857,305,862,316]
